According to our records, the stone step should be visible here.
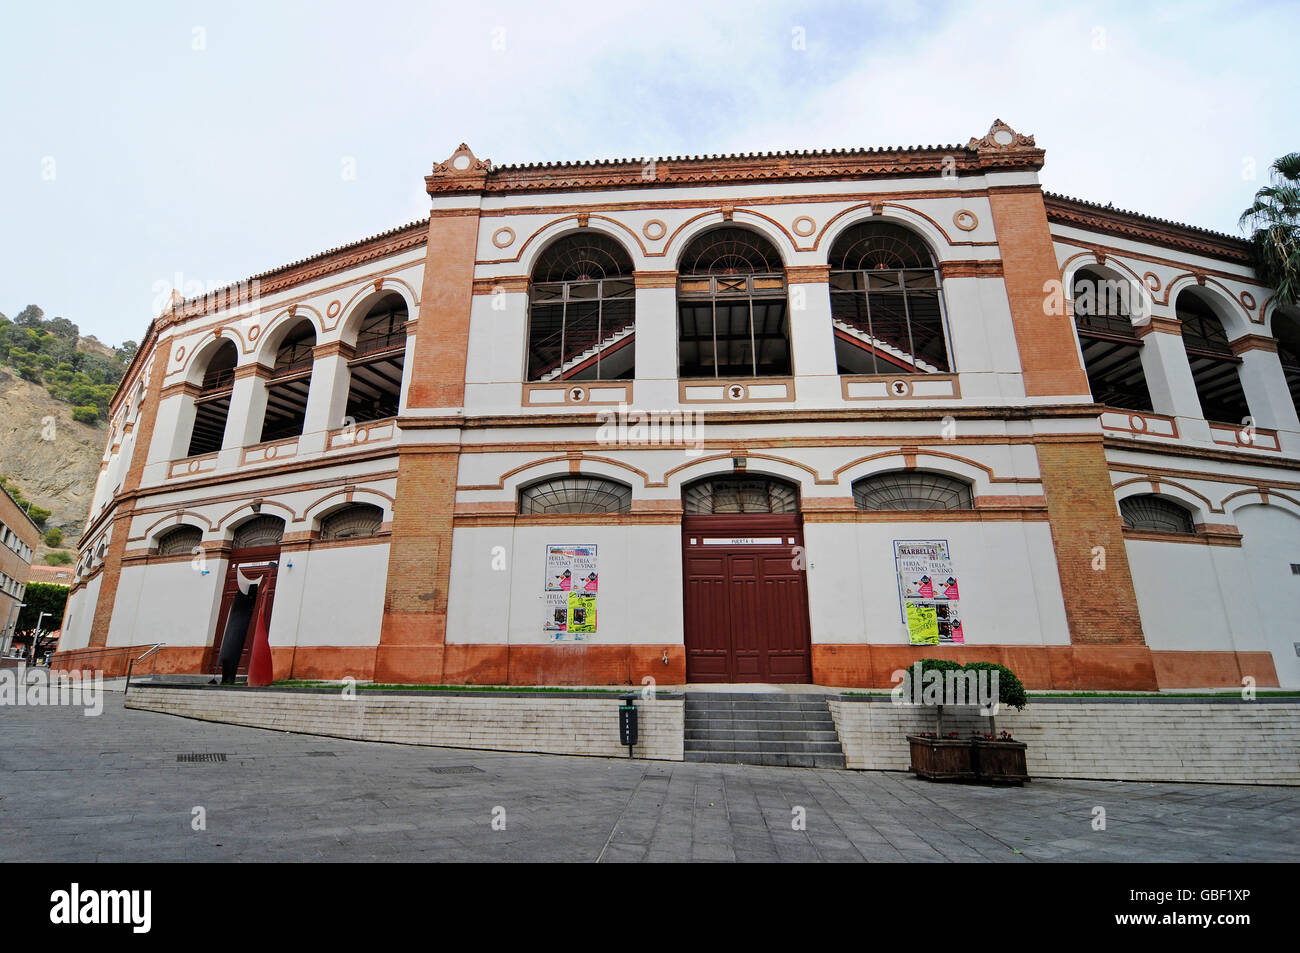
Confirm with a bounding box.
[684,738,845,754]
[685,719,837,734]
[684,750,847,769]
[686,728,841,743]
[684,702,833,715]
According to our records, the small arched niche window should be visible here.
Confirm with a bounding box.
[155,525,202,557]
[852,471,974,511]
[683,476,798,514]
[347,294,408,423]
[519,476,632,515]
[678,228,790,378]
[1119,494,1196,534]
[829,222,950,375]
[260,320,316,442]
[527,234,635,382]
[186,340,238,457]
[232,515,286,550]
[319,503,384,540]
[1175,290,1251,424]
[1071,265,1153,412]
[1274,307,1300,418]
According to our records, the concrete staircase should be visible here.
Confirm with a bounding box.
[684,692,846,768]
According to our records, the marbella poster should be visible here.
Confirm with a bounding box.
[544,544,598,639]
[893,539,965,645]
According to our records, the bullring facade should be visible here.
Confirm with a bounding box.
[54,121,1300,690]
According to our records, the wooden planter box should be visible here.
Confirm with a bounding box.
[907,736,975,782]
[971,739,1029,785]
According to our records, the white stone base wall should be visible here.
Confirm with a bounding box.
[829,699,1300,785]
[127,687,683,761]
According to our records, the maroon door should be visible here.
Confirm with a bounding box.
[682,514,812,683]
[204,546,280,675]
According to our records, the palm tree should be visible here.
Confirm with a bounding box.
[1240,153,1300,306]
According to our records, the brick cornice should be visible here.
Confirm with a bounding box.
[939,259,1004,278]
[1135,316,1184,338]
[433,145,1044,198]
[1044,194,1252,265]
[1230,333,1278,355]
[634,270,677,289]
[785,265,831,284]
[471,276,529,295]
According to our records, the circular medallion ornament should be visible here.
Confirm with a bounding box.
[1240,291,1256,310]
[175,345,186,363]
[568,386,586,403]
[889,379,913,397]
[952,210,978,232]
[1129,414,1148,433]
[1144,272,1161,292]
[642,219,667,241]
[726,384,747,400]
[792,216,816,237]
[248,324,261,342]
[327,300,341,319]
[492,227,516,248]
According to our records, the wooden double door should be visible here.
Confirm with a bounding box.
[682,514,813,683]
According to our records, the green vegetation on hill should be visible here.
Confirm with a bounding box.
[0,475,50,529]
[0,304,136,421]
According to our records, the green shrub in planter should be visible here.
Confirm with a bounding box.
[961,661,1028,711]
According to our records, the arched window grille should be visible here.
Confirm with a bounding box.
[319,504,384,540]
[519,476,632,515]
[232,515,285,550]
[1071,266,1153,411]
[682,476,798,515]
[852,471,974,511]
[187,340,238,457]
[527,234,635,382]
[1119,494,1195,534]
[678,228,790,378]
[347,295,408,424]
[155,525,202,557]
[1176,291,1251,424]
[829,222,950,375]
[260,320,316,442]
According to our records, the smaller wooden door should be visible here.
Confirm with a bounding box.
[204,547,280,675]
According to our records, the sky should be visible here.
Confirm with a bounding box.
[1,0,1296,347]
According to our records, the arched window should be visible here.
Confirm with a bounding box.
[1119,494,1195,534]
[347,295,408,423]
[155,525,202,557]
[186,340,237,457]
[1176,291,1251,424]
[852,471,974,511]
[678,228,790,378]
[319,503,384,540]
[1071,266,1153,411]
[527,234,635,382]
[260,320,316,442]
[1274,308,1300,418]
[232,515,285,550]
[683,476,798,514]
[519,476,632,515]
[829,222,950,375]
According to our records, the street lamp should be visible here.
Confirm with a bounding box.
[30,610,50,664]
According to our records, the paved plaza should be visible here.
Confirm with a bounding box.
[2,694,1297,863]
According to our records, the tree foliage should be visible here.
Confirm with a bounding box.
[15,582,69,635]
[0,475,50,528]
[1240,152,1300,306]
[0,305,134,420]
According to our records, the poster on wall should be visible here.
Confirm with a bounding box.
[893,539,964,645]
[544,544,598,640]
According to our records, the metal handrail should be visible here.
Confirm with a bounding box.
[52,643,165,694]
[124,643,166,696]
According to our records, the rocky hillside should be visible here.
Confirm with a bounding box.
[0,369,109,549]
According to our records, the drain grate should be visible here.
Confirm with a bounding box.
[306,751,337,757]
[177,753,228,762]
[428,765,484,775]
